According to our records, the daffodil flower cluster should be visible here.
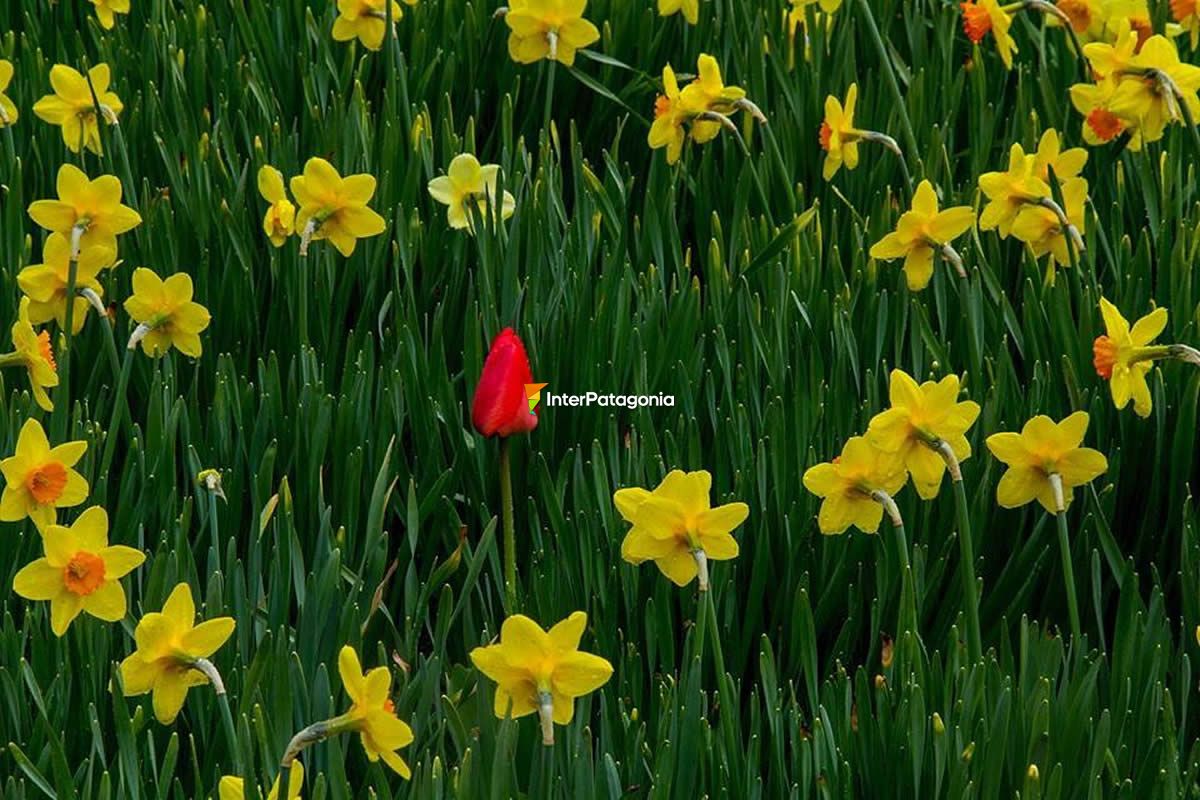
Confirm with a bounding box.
[649,54,764,165]
[256,158,387,257]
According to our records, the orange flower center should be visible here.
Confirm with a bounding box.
[1058,0,1091,32]
[818,121,833,151]
[961,2,993,43]
[37,330,57,371]
[654,94,671,119]
[1086,108,1124,142]
[384,698,396,714]
[63,551,105,596]
[1093,335,1118,379]
[27,462,68,504]
[1171,0,1197,21]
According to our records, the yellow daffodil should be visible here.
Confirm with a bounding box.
[1032,129,1088,181]
[18,235,113,334]
[12,506,144,636]
[258,166,296,247]
[427,154,516,231]
[1108,35,1200,143]
[866,370,981,499]
[802,437,907,535]
[220,765,304,800]
[290,157,387,256]
[334,645,415,777]
[613,469,749,590]
[0,298,59,411]
[1011,177,1087,268]
[1071,78,1141,149]
[1082,19,1139,78]
[1103,0,1155,48]
[119,582,236,724]
[27,164,142,255]
[787,0,843,41]
[503,0,600,67]
[649,64,687,163]
[470,612,613,744]
[32,64,123,155]
[658,0,698,24]
[90,0,131,29]
[0,60,17,127]
[679,54,747,143]
[961,0,1018,69]
[1171,0,1200,49]
[124,268,211,358]
[332,0,405,51]
[985,412,1107,512]
[819,83,859,180]
[978,143,1051,238]
[648,55,753,164]
[1093,297,1170,417]
[868,180,975,290]
[0,418,88,530]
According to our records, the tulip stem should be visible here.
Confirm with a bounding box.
[499,436,517,612]
[1049,474,1083,645]
[939,442,983,662]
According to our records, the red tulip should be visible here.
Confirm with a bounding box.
[472,327,538,438]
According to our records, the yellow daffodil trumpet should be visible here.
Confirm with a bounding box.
[277,645,414,790]
[1093,298,1200,417]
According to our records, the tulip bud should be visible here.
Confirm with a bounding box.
[472,328,539,438]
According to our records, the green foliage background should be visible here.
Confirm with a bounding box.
[2,0,1200,797]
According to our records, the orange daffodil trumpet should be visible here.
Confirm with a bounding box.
[12,506,144,636]
[0,60,17,128]
[291,157,387,256]
[470,612,613,745]
[869,180,975,289]
[32,64,123,155]
[258,166,296,247]
[119,582,236,724]
[497,0,601,67]
[649,54,763,165]
[867,370,981,499]
[802,437,907,535]
[1093,298,1200,417]
[427,154,517,232]
[332,0,411,51]
[613,469,749,591]
[124,268,211,358]
[819,83,901,181]
[277,645,414,787]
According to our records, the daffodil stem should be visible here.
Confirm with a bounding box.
[207,489,221,578]
[278,719,334,793]
[942,445,983,662]
[53,252,81,439]
[854,0,921,177]
[703,587,742,786]
[192,657,242,778]
[537,691,555,745]
[499,436,517,612]
[1049,474,1082,644]
[1165,71,1200,177]
[543,59,557,139]
[98,345,134,499]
